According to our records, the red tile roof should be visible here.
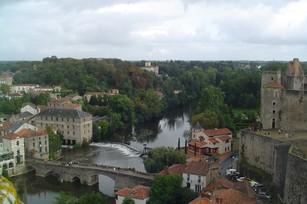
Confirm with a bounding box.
[189,197,211,204]
[159,164,185,176]
[203,128,232,137]
[188,139,208,148]
[264,82,284,89]
[216,135,231,142]
[208,138,219,144]
[3,133,21,140]
[115,185,150,200]
[16,128,47,138]
[183,160,209,176]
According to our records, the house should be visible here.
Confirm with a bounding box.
[141,62,159,75]
[182,160,210,193]
[2,134,26,176]
[188,124,232,156]
[15,128,49,160]
[189,178,256,204]
[11,84,39,94]
[48,98,82,110]
[159,163,186,176]
[0,72,13,86]
[33,108,92,145]
[84,92,105,102]
[115,185,150,204]
[21,103,40,115]
[0,142,14,176]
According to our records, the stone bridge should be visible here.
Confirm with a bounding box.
[27,160,154,189]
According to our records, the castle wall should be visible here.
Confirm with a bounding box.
[283,153,307,204]
[239,130,290,194]
[280,91,307,131]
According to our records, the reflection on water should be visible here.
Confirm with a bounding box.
[13,172,115,204]
[130,112,190,150]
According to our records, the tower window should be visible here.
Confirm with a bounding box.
[273,110,276,114]
[273,102,276,106]
[271,77,274,80]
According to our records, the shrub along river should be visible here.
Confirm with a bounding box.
[13,108,191,204]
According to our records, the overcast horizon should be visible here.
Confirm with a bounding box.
[1,0,307,61]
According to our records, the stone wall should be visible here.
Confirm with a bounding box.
[239,130,290,195]
[283,153,307,204]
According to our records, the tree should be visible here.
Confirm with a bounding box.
[148,174,197,204]
[191,110,219,129]
[78,192,105,204]
[0,84,10,94]
[122,197,135,204]
[47,127,62,160]
[55,192,105,204]
[144,147,186,173]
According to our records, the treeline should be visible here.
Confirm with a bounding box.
[2,57,266,132]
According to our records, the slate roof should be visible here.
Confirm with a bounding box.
[37,108,91,119]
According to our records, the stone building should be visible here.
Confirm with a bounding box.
[261,58,307,131]
[240,58,307,203]
[33,108,92,145]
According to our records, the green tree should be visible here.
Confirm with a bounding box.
[122,197,135,204]
[144,147,186,173]
[0,84,10,94]
[55,192,77,204]
[191,110,219,129]
[55,192,105,204]
[47,127,62,160]
[149,174,196,204]
[78,192,105,204]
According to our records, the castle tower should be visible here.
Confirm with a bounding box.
[261,70,283,129]
[286,58,304,99]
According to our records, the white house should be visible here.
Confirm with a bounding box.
[21,103,40,115]
[11,84,39,94]
[115,185,150,204]
[2,134,26,176]
[0,142,15,176]
[182,160,209,193]
[141,62,159,75]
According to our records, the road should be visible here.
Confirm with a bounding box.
[219,153,238,176]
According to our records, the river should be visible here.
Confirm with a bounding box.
[13,110,191,204]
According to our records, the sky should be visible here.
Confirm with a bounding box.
[1,0,307,61]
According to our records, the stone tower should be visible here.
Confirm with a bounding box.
[261,70,283,129]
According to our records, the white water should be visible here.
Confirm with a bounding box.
[90,143,141,157]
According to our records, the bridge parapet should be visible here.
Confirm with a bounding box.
[27,160,154,187]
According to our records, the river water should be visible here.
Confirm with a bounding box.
[13,110,191,204]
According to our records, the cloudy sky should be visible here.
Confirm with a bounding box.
[1,0,307,61]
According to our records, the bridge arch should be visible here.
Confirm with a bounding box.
[45,171,62,182]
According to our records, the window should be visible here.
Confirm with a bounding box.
[273,110,276,114]
[273,102,276,106]
[45,146,47,152]
[33,142,35,147]
[187,174,190,181]
[16,141,19,146]
[271,77,274,80]
[187,182,190,188]
[195,184,201,192]
[198,176,201,183]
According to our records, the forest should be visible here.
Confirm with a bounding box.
[0,57,277,135]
